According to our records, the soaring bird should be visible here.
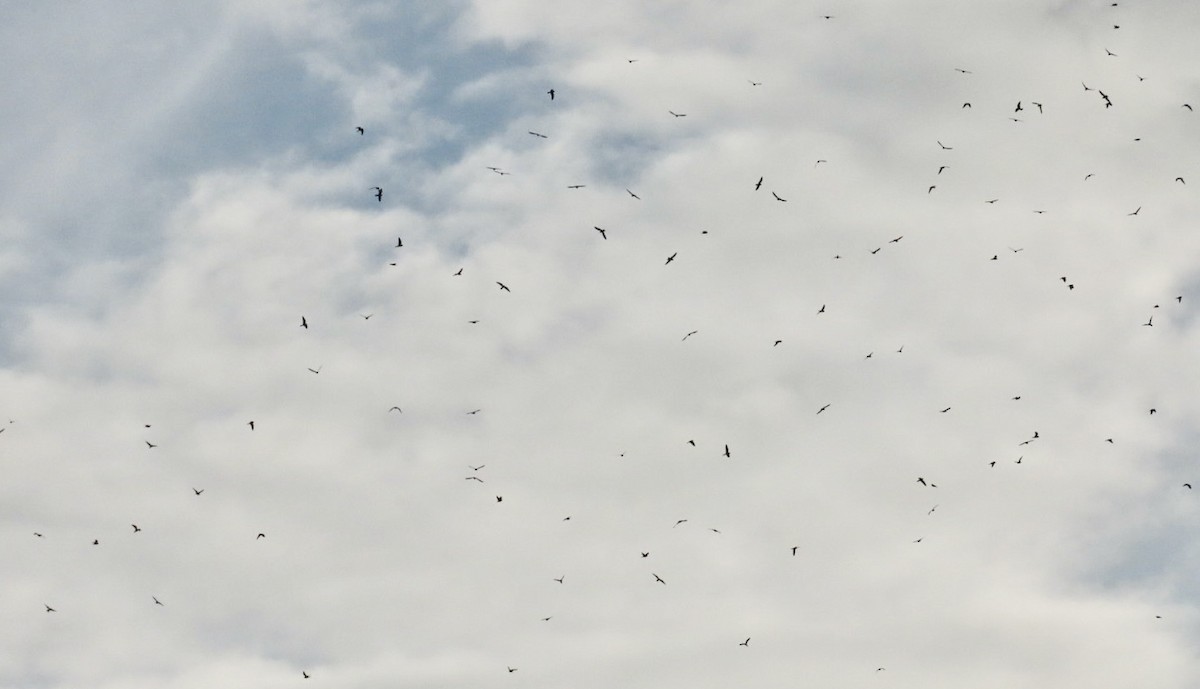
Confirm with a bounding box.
[668,110,687,117]
[547,88,555,100]
[937,140,953,150]
[303,671,310,678]
[594,226,607,239]
[132,524,141,533]
[192,488,204,495]
[497,282,511,292]
[307,366,321,374]
[754,176,763,190]
[301,316,308,329]
[1184,104,1194,111]
[723,444,731,458]
[673,519,688,527]
[739,638,750,647]
[939,407,951,413]
[791,546,798,555]
[1144,316,1154,326]
[1185,484,1193,489]
[817,404,830,414]
[1129,207,1141,216]
[553,576,564,584]
[653,573,666,584]
[45,604,55,612]
[528,131,548,138]
[682,330,698,340]
[465,476,484,483]
[626,189,641,199]
[389,407,403,413]
[771,191,787,202]
[256,533,266,539]
[567,184,585,189]
[642,551,650,557]
[507,667,517,673]
[916,477,928,486]
[356,126,364,135]
[153,597,164,606]
[665,253,677,265]
[928,185,936,194]
[145,441,157,448]
[469,464,485,471]
[371,187,383,202]
[818,304,825,313]
[248,421,255,430]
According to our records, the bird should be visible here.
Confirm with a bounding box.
[791,546,798,556]
[937,140,953,150]
[192,488,204,495]
[300,316,308,329]
[626,189,641,199]
[723,444,731,458]
[33,532,43,538]
[962,102,972,108]
[748,80,762,86]
[653,573,666,584]
[1150,408,1157,415]
[870,247,881,255]
[44,604,55,613]
[453,268,463,276]
[528,131,548,138]
[1015,101,1023,112]
[395,237,403,247]
[773,340,782,347]
[771,191,787,202]
[817,304,825,313]
[668,110,687,117]
[754,176,763,190]
[303,671,310,679]
[467,409,482,415]
[1129,207,1141,216]
[553,576,564,583]
[145,441,157,449]
[465,476,484,483]
[256,533,266,539]
[1185,484,1193,489]
[507,667,517,673]
[954,67,972,74]
[307,366,321,374]
[1144,316,1154,326]
[153,597,163,606]
[248,421,254,430]
[1084,173,1094,180]
[361,313,373,319]
[542,616,552,621]
[131,524,141,533]
[356,126,364,135]
[567,184,585,189]
[1032,101,1043,113]
[928,185,936,194]
[682,330,698,341]
[371,186,383,202]
[917,478,928,486]
[1106,48,1117,56]
[496,496,503,502]
[93,539,99,545]
[665,253,677,265]
[739,638,750,647]
[469,465,485,471]
[985,199,999,204]
[937,166,947,174]
[1184,104,1194,111]
[687,440,695,446]
[1177,177,1186,184]
[547,88,555,100]
[496,282,511,292]
[1083,82,1094,91]
[673,519,688,527]
[594,226,607,239]
[817,404,830,414]
[389,407,402,413]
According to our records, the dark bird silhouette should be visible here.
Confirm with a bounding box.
[870,247,881,254]
[626,189,641,199]
[773,340,782,347]
[985,199,999,204]
[1106,48,1117,56]
[1184,104,1194,111]
[642,552,650,557]
[153,597,163,606]
[567,184,585,189]
[303,671,310,678]
[594,226,607,239]
[673,519,688,527]
[256,533,265,539]
[962,102,971,108]
[307,366,321,374]
[301,316,308,329]
[465,476,484,482]
[507,667,517,673]
[682,330,698,341]
[454,268,463,276]
[45,604,55,612]
[395,237,403,248]
[668,110,687,117]
[818,304,825,313]
[248,421,254,430]
[739,638,750,647]
[937,140,953,150]
[938,166,947,174]
[791,546,798,556]
[528,131,548,138]
[665,253,677,265]
[496,496,503,502]
[1185,484,1192,489]
[1176,178,1186,184]
[754,176,763,190]
[553,576,564,583]
[749,80,762,86]
[547,88,555,100]
[389,407,402,413]
[356,126,364,135]
[33,532,43,538]
[687,440,695,446]
[469,464,485,471]
[467,409,482,415]
[93,539,99,545]
[1150,408,1157,414]
[1015,101,1023,112]
[917,477,927,486]
[1144,316,1154,326]
[653,573,666,584]
[723,444,731,458]
[817,404,830,414]
[1032,102,1043,113]
[145,441,157,449]
[771,191,787,202]
[132,524,141,533]
[497,282,511,292]
[928,185,936,194]
[193,488,204,495]
[954,68,972,74]
[1129,207,1141,216]
[371,186,383,202]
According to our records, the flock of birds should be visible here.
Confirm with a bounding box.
[10,4,1200,686]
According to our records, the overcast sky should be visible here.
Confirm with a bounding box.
[3,1,1200,687]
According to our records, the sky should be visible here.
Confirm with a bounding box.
[3,0,1200,687]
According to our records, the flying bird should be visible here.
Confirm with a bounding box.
[132,524,141,533]
[1177,177,1186,184]
[937,140,953,150]
[682,330,698,340]
[301,316,308,329]
[723,444,731,458]
[453,268,463,276]
[145,441,157,449]
[256,533,266,539]
[45,604,55,613]
[547,88,555,100]
[528,131,548,138]
[665,253,677,265]
[754,176,763,190]
[497,282,511,292]
[771,191,787,202]
[356,126,364,135]
[594,226,607,239]
[668,110,687,117]
[466,476,484,482]
[817,304,825,313]
[371,186,383,202]
[567,184,585,189]
[553,576,564,583]
[389,407,402,413]
[626,189,641,199]
[303,671,310,678]
[307,366,321,374]
[248,421,254,430]
[469,464,485,471]
[739,638,750,647]
[1129,207,1141,216]
[153,597,163,606]
[673,519,688,527]
[507,667,517,673]
[653,573,666,584]
[192,488,204,495]
[817,404,831,414]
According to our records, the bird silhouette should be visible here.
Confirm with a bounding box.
[682,330,698,341]
[301,316,308,329]
[528,131,548,138]
[496,282,511,292]
[665,253,677,265]
[668,110,687,117]
[248,421,254,430]
[192,488,204,495]
[754,176,763,190]
[739,638,750,646]
[723,444,731,458]
[371,187,383,202]
[145,441,157,449]
[567,184,585,189]
[1129,207,1141,216]
[153,597,163,606]
[937,140,953,150]
[453,268,463,276]
[45,604,55,612]
[356,126,364,135]
[771,191,787,202]
[817,404,830,414]
[626,189,640,199]
[594,226,607,239]
[256,533,265,539]
[653,573,666,584]
[131,524,141,533]
[547,88,555,100]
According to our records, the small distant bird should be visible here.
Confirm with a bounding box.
[1032,102,1043,113]
[673,519,688,527]
[1150,408,1157,414]
[303,671,310,678]
[1184,104,1194,111]
[496,496,503,502]
[642,552,650,557]
[145,441,157,448]
[469,465,485,471]
[870,247,881,254]
[453,268,463,276]
[567,184,585,189]
[1177,178,1186,184]
[928,185,936,193]
[553,576,564,583]
[45,604,55,612]
[665,253,677,265]
[132,524,141,533]
[749,80,762,86]
[1185,484,1192,489]
[389,407,402,413]
[528,131,548,138]
[396,237,403,247]
[1083,82,1094,91]
[917,478,927,486]
[817,404,830,414]
[594,226,607,239]
[937,140,953,150]
[371,187,383,202]
[547,88,555,100]
[771,191,787,202]
[356,126,364,135]
[653,573,666,584]
[1015,101,1023,112]
[773,340,782,347]
[682,330,698,341]
[723,444,731,458]
[754,176,763,190]
[33,532,43,538]
[668,110,687,117]
[467,409,482,415]
[791,546,798,556]
[818,304,825,313]
[1129,207,1141,216]
[507,667,517,673]
[1144,317,1154,326]
[985,199,999,204]
[93,539,99,545]
[1084,173,1094,180]
[307,367,321,374]
[687,440,695,446]
[496,282,511,292]
[954,67,972,74]
[466,476,484,483]
[248,421,254,430]
[153,597,163,606]
[256,533,265,539]
[192,488,204,495]
[361,313,373,320]
[301,316,308,329]
[739,638,750,647]
[1106,48,1117,56]
[962,102,972,108]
